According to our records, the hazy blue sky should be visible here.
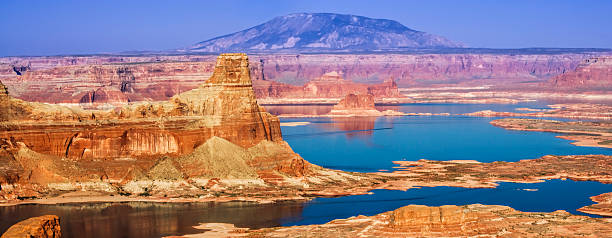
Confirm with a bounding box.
[1,0,611,56]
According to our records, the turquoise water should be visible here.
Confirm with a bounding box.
[2,103,611,237]
[280,110,611,172]
[284,180,612,226]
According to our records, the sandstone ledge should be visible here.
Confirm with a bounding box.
[177,204,612,237]
[1,215,61,238]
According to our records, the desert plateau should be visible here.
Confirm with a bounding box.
[1,2,612,238]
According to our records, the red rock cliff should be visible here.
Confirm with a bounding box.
[550,57,612,90]
[0,54,311,200]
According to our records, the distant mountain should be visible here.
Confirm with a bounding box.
[186,13,464,52]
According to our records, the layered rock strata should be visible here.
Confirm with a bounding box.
[328,93,402,116]
[0,54,314,201]
[1,215,61,238]
[253,71,402,103]
[185,204,612,237]
[1,53,603,106]
[578,192,612,217]
[551,57,612,90]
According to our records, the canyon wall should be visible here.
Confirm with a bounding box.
[253,71,401,100]
[0,52,603,105]
[0,53,311,201]
[250,53,593,87]
[550,56,612,90]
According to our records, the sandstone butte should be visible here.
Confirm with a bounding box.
[181,204,612,237]
[327,93,403,117]
[0,53,323,202]
[1,53,592,89]
[1,215,61,238]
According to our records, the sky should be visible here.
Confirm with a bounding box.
[1,0,611,56]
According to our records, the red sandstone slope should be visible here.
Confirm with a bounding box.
[0,53,313,200]
[550,56,612,90]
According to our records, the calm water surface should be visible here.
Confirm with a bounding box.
[2,103,611,237]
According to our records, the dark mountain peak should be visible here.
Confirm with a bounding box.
[188,13,463,52]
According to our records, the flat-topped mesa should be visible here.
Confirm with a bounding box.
[313,71,344,82]
[327,93,404,116]
[1,215,61,238]
[333,93,376,110]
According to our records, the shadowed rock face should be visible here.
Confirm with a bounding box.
[0,54,311,197]
[1,215,61,238]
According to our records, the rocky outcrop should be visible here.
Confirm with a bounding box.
[1,215,61,238]
[332,93,376,110]
[0,53,313,201]
[253,71,402,101]
[188,204,612,237]
[551,57,612,90]
[327,93,402,117]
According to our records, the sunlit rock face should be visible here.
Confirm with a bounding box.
[551,56,612,90]
[332,93,376,110]
[1,215,61,238]
[0,53,311,197]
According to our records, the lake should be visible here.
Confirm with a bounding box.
[1,103,610,237]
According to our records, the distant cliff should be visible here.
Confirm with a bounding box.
[550,57,612,90]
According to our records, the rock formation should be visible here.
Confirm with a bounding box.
[0,53,313,201]
[1,215,61,238]
[186,204,612,237]
[327,93,402,116]
[0,52,600,106]
[550,56,612,90]
[253,71,402,102]
[1,61,215,104]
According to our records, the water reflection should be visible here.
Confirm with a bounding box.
[327,117,379,139]
[264,105,332,115]
[0,201,305,238]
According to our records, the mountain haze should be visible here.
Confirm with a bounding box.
[187,13,464,52]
